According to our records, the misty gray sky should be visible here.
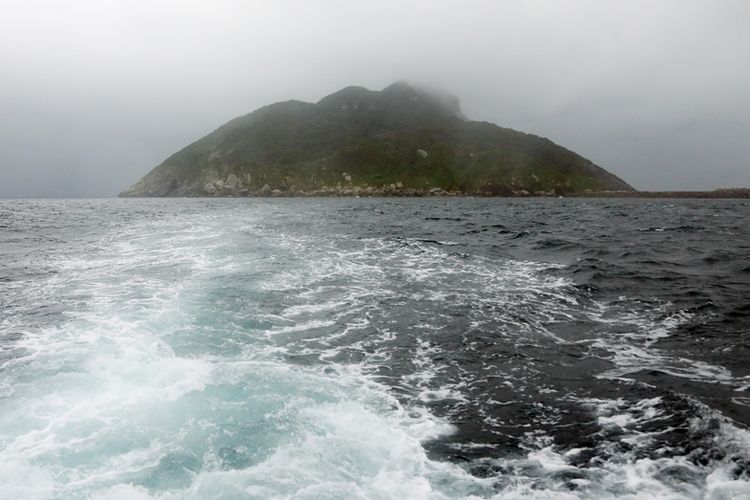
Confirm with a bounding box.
[1,0,748,197]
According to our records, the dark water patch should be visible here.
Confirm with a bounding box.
[511,230,530,239]
[424,216,466,221]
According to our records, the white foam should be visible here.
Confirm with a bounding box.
[266,319,337,336]
[91,484,155,500]
[705,466,750,500]
[0,461,55,500]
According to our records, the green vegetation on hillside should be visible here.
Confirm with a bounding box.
[120,82,633,197]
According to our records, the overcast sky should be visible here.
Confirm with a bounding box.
[1,0,748,197]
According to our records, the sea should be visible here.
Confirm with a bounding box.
[1,197,749,499]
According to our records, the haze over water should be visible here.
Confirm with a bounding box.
[1,197,749,498]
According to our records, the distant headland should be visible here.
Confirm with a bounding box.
[119,82,635,198]
[568,188,750,199]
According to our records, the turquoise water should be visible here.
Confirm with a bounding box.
[1,198,749,499]
[0,200,480,498]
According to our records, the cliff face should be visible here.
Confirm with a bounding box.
[120,82,633,197]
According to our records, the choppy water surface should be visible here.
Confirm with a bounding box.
[1,198,749,499]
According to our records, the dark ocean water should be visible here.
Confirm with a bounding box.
[1,198,749,499]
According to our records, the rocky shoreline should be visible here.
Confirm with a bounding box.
[144,185,750,199]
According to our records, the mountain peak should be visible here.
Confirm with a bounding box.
[382,80,416,94]
[316,82,467,120]
[316,85,379,109]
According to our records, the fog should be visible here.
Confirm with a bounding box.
[1,0,748,197]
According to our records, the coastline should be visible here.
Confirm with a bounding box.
[120,187,750,199]
[565,188,750,199]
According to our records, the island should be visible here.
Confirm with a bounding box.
[119,82,635,197]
